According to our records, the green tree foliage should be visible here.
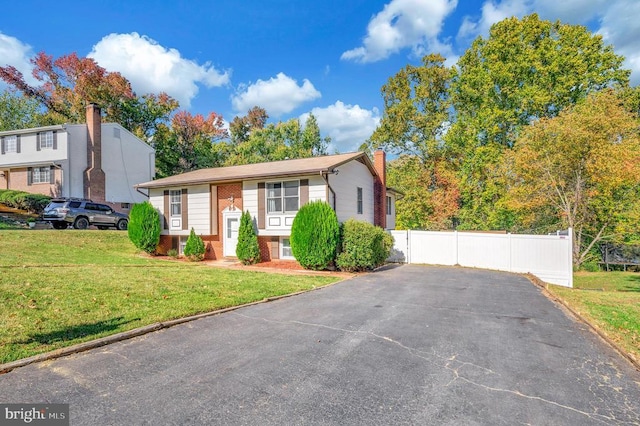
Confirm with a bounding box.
[236,210,261,265]
[154,111,229,178]
[388,155,459,230]
[290,200,340,270]
[0,90,49,130]
[506,90,640,267]
[224,110,329,166]
[184,228,206,261]
[128,201,161,254]
[449,13,629,229]
[0,189,50,214]
[336,219,394,272]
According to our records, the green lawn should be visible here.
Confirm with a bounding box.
[0,230,340,364]
[548,272,640,363]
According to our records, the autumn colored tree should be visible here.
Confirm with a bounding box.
[367,53,459,228]
[387,155,460,230]
[229,106,268,144]
[0,52,178,139]
[154,111,229,178]
[448,14,630,230]
[506,90,640,267]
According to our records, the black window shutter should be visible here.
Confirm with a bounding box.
[36,133,41,151]
[1,137,4,155]
[16,135,20,153]
[27,167,33,186]
[181,188,188,230]
[52,131,57,150]
[50,166,55,184]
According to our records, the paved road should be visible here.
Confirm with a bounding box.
[1,265,639,425]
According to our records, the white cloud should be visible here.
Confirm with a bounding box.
[231,73,321,117]
[0,32,38,86]
[597,0,640,85]
[457,0,528,41]
[88,33,230,108]
[341,0,458,63]
[300,101,381,153]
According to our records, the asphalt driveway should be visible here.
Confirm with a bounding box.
[1,265,639,425]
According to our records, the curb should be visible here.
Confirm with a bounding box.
[0,276,355,375]
[525,274,640,372]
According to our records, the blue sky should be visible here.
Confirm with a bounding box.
[2,0,639,153]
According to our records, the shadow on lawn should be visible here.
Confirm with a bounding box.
[20,317,140,345]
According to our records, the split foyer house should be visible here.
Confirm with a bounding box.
[0,104,154,211]
[135,150,398,261]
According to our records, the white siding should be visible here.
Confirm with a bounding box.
[243,181,258,219]
[330,160,374,224]
[149,185,210,236]
[386,192,396,230]
[308,175,327,202]
[64,125,88,199]
[102,124,154,204]
[244,175,328,237]
[187,185,211,234]
[148,188,167,235]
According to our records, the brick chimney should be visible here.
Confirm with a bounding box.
[373,149,387,229]
[84,104,106,202]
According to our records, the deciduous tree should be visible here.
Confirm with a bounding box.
[506,90,640,267]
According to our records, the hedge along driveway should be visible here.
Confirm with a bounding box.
[0,230,340,363]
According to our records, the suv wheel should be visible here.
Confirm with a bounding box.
[116,219,128,231]
[52,222,67,230]
[74,217,90,230]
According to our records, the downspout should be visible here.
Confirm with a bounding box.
[320,171,336,210]
[135,186,150,198]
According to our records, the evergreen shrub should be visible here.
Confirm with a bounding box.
[0,189,50,213]
[336,219,393,272]
[236,210,261,265]
[127,201,161,254]
[290,200,340,270]
[184,228,206,261]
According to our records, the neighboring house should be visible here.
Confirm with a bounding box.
[0,104,155,212]
[135,150,398,261]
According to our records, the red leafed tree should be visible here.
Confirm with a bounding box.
[154,111,229,177]
[0,51,178,139]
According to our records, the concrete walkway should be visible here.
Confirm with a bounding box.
[1,265,639,425]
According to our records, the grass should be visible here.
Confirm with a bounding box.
[0,230,341,364]
[548,271,640,363]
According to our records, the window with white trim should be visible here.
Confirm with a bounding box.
[281,237,293,259]
[170,190,182,216]
[40,131,54,149]
[5,135,17,153]
[267,181,299,214]
[32,167,51,184]
[357,187,363,214]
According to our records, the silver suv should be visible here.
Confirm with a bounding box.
[43,198,129,230]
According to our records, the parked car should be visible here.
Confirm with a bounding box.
[43,198,129,230]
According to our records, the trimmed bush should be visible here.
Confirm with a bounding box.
[336,219,394,272]
[184,228,206,261]
[236,210,261,265]
[128,201,161,254]
[0,189,50,214]
[290,200,340,270]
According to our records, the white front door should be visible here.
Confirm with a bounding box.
[223,211,241,257]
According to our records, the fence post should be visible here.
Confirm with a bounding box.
[508,232,512,272]
[568,228,574,288]
[454,230,458,265]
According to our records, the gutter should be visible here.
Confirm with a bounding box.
[320,170,336,210]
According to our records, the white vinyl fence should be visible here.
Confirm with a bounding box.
[388,229,573,287]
